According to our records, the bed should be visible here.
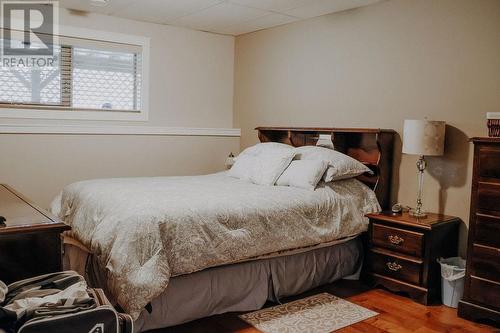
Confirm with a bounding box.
[53,127,395,332]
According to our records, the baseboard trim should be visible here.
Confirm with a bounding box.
[0,124,241,137]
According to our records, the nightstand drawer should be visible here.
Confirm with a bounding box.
[470,244,500,283]
[368,249,422,285]
[371,223,424,257]
[469,276,500,309]
[475,213,500,248]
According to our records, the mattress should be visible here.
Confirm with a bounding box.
[52,172,380,319]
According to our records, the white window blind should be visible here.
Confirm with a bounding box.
[0,44,63,106]
[72,47,142,111]
[0,32,143,113]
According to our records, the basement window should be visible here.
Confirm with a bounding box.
[0,27,149,121]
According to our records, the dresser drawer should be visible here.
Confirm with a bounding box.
[470,244,500,282]
[368,249,422,285]
[477,182,500,212]
[475,213,500,248]
[371,223,424,257]
[469,276,500,309]
[478,146,500,179]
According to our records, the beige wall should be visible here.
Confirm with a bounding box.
[0,9,238,207]
[234,0,500,254]
[0,135,239,208]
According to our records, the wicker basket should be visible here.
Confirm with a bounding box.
[487,113,500,137]
[488,119,500,137]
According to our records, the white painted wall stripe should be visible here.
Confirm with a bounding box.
[0,124,241,137]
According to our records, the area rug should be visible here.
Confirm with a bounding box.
[239,292,378,333]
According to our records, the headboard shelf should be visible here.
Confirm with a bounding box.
[256,126,395,210]
[256,126,395,134]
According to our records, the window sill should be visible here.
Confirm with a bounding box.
[0,107,148,121]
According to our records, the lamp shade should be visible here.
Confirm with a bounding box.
[403,120,445,156]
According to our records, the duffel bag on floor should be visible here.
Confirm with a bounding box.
[0,271,132,333]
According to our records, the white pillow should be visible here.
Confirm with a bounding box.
[229,143,295,185]
[276,160,329,190]
[294,146,372,182]
[241,142,294,156]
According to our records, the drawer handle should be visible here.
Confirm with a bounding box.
[386,261,403,272]
[388,235,404,245]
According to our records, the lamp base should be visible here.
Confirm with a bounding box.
[411,155,428,219]
[409,209,427,218]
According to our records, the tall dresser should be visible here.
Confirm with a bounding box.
[458,137,500,324]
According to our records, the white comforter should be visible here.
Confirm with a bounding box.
[52,172,380,319]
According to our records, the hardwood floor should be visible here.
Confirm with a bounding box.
[147,280,499,333]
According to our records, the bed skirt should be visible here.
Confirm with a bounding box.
[64,236,363,332]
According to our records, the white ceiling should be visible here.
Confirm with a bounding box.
[59,0,382,36]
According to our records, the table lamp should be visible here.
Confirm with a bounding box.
[403,120,446,218]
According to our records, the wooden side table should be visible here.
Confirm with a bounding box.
[0,184,70,284]
[363,211,460,305]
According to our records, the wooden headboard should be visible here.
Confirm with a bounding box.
[256,127,395,210]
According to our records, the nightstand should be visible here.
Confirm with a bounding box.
[363,211,460,305]
[0,184,70,284]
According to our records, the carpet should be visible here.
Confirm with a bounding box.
[239,292,378,333]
